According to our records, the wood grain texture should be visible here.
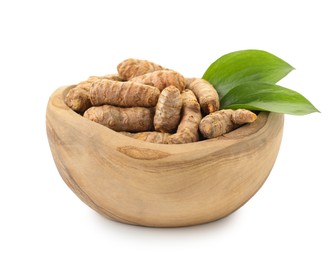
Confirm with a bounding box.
[46,86,284,227]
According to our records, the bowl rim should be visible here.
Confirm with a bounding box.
[47,85,283,156]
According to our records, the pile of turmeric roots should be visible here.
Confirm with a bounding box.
[65,59,257,144]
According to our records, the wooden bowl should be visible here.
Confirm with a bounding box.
[46,86,284,227]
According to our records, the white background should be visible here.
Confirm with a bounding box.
[1,0,335,259]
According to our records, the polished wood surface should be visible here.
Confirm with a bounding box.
[46,86,284,227]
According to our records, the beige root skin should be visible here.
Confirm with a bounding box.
[154,86,182,133]
[64,81,93,114]
[231,109,258,125]
[90,79,160,107]
[117,58,165,80]
[83,105,154,132]
[87,74,124,82]
[199,109,257,139]
[168,90,202,144]
[120,131,171,144]
[185,77,197,88]
[130,70,186,92]
[187,78,220,115]
[65,74,124,114]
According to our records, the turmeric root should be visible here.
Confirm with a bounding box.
[83,105,154,132]
[120,131,171,144]
[130,70,186,92]
[65,58,260,144]
[187,78,219,115]
[231,109,258,125]
[64,81,93,113]
[90,79,160,107]
[199,109,257,139]
[185,77,197,88]
[87,74,124,82]
[117,58,165,80]
[154,86,182,133]
[168,90,202,144]
[65,74,125,114]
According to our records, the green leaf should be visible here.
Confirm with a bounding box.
[221,82,320,115]
[202,49,294,99]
